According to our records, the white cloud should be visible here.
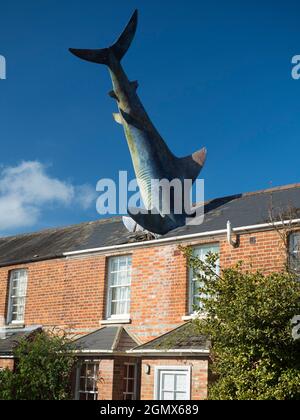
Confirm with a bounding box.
[0,161,96,231]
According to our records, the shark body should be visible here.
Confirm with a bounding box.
[70,10,206,234]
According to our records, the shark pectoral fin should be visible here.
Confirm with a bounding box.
[179,147,207,182]
[127,207,177,235]
[119,109,145,131]
[109,90,119,101]
[113,113,123,125]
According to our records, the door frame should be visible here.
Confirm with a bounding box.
[153,365,192,400]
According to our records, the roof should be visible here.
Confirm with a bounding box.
[0,326,41,356]
[0,183,300,266]
[73,326,139,353]
[131,322,210,353]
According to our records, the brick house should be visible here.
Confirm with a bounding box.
[0,183,299,400]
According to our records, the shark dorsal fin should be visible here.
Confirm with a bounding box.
[130,80,139,91]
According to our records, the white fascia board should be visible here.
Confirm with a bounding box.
[128,349,210,355]
[63,219,300,257]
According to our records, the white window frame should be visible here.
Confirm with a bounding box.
[189,244,219,314]
[154,366,191,401]
[289,232,300,273]
[123,362,137,400]
[106,255,132,320]
[75,360,100,401]
[7,269,28,325]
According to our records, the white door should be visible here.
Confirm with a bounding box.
[155,366,191,400]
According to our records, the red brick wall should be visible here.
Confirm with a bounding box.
[140,357,209,400]
[98,359,114,400]
[220,230,286,273]
[0,229,287,342]
[0,358,14,370]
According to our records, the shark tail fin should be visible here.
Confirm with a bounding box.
[69,10,138,65]
[178,147,207,183]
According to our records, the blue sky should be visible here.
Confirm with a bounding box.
[0,0,299,235]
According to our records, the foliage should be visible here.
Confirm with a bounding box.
[183,247,300,400]
[0,367,14,400]
[0,329,76,400]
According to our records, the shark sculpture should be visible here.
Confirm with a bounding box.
[70,10,206,235]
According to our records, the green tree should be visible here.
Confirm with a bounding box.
[184,247,300,400]
[0,329,76,400]
[0,367,14,400]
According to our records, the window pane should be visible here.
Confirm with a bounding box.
[77,362,98,400]
[175,392,187,400]
[86,377,95,391]
[80,364,86,376]
[123,364,136,400]
[118,270,130,285]
[175,374,187,392]
[110,271,119,286]
[79,377,86,391]
[108,256,131,317]
[127,379,134,393]
[12,271,20,280]
[190,245,219,313]
[9,270,28,323]
[162,391,174,400]
[111,300,128,315]
[128,364,135,378]
[290,233,300,273]
[119,256,131,270]
[111,286,129,302]
[162,373,174,391]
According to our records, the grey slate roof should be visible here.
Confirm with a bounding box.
[131,322,209,352]
[0,183,300,266]
[0,326,41,355]
[73,326,139,353]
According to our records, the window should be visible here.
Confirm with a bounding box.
[76,361,99,400]
[7,269,28,324]
[123,363,137,400]
[154,366,191,400]
[107,256,132,319]
[289,232,300,274]
[189,244,219,314]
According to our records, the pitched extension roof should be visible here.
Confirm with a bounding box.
[130,322,210,354]
[0,326,42,356]
[73,326,140,354]
[0,183,300,266]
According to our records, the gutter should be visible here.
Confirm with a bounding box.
[63,218,300,257]
[128,349,210,355]
[0,254,64,269]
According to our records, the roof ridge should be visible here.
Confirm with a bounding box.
[203,182,300,206]
[1,182,300,242]
[242,183,300,198]
[112,326,123,351]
